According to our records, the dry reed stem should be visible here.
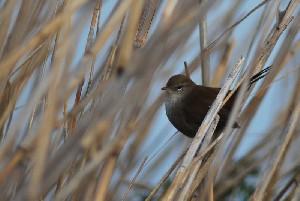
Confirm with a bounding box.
[90,0,132,59]
[121,157,148,201]
[291,186,300,201]
[252,62,300,200]
[208,180,214,201]
[198,0,210,85]
[189,151,216,200]
[0,0,16,58]
[212,38,275,182]
[134,0,160,48]
[252,98,300,200]
[216,153,270,198]
[0,42,49,138]
[0,81,12,139]
[216,2,298,176]
[240,3,298,125]
[111,0,145,72]
[145,150,186,201]
[0,0,88,86]
[50,116,132,200]
[55,138,119,200]
[94,157,117,201]
[0,149,25,185]
[29,33,68,200]
[206,0,271,53]
[178,115,219,201]
[70,0,102,132]
[212,41,234,86]
[0,45,51,173]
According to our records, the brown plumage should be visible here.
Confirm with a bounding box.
[162,67,271,138]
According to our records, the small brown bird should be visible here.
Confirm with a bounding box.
[162,67,270,138]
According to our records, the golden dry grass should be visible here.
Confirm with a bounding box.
[0,0,299,200]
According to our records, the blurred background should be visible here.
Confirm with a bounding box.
[0,0,299,200]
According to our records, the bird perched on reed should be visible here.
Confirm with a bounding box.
[162,66,271,138]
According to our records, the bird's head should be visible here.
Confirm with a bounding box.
[161,74,196,103]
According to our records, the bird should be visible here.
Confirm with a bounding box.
[161,67,271,138]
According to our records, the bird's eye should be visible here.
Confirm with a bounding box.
[176,86,183,92]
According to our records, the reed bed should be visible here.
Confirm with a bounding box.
[0,0,299,200]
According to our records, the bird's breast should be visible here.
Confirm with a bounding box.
[165,99,197,138]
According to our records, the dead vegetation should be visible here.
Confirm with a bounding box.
[0,0,299,200]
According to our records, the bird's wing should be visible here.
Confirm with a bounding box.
[183,86,231,129]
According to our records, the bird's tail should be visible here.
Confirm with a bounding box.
[225,66,271,108]
[249,65,272,87]
[224,66,271,130]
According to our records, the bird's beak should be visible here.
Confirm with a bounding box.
[161,86,167,90]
